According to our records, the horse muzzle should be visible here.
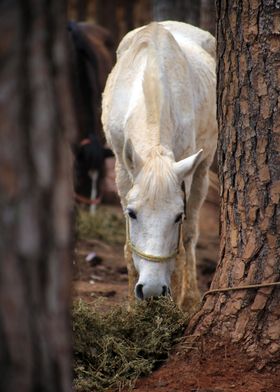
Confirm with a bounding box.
[135,283,171,300]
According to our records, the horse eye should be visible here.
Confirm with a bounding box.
[128,209,137,220]
[174,213,183,223]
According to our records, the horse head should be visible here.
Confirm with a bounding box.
[124,140,203,300]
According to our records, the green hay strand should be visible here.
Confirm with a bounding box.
[73,298,188,391]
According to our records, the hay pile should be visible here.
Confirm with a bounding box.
[73,298,188,391]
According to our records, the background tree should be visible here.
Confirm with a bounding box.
[200,0,215,35]
[190,0,280,368]
[152,0,201,25]
[67,1,216,51]
[0,1,76,390]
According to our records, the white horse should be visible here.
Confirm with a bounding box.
[102,21,217,311]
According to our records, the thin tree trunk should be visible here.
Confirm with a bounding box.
[96,0,118,50]
[190,0,280,369]
[200,0,216,35]
[76,0,87,21]
[0,1,75,390]
[152,0,176,20]
[185,0,201,26]
[152,0,201,26]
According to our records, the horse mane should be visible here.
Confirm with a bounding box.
[120,24,182,205]
[136,146,179,206]
[124,23,175,145]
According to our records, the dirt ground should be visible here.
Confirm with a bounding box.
[128,339,280,392]
[73,169,280,392]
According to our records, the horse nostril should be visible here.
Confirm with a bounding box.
[162,285,170,296]
[136,284,144,300]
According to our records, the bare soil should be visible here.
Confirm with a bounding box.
[129,338,280,392]
[73,179,280,392]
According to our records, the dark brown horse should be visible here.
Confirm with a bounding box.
[68,21,114,211]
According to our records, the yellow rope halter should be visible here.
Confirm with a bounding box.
[126,216,181,262]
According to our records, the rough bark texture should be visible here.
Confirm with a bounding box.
[190,0,280,369]
[0,1,75,390]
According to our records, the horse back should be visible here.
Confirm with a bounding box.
[102,22,217,163]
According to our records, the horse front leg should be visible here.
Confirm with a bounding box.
[180,162,209,313]
[89,170,98,214]
[171,228,185,305]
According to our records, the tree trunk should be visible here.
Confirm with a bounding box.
[185,0,201,26]
[200,0,216,35]
[152,0,201,26]
[76,0,87,21]
[190,0,280,369]
[152,0,177,20]
[96,0,118,50]
[0,1,75,390]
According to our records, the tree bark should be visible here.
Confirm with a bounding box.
[190,0,280,369]
[0,0,75,390]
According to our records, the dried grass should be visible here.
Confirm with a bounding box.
[73,298,188,391]
[76,207,125,245]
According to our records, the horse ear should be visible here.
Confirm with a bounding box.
[123,139,143,178]
[173,149,203,180]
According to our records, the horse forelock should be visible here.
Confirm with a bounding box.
[134,147,179,207]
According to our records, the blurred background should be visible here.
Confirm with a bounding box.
[68,0,215,48]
